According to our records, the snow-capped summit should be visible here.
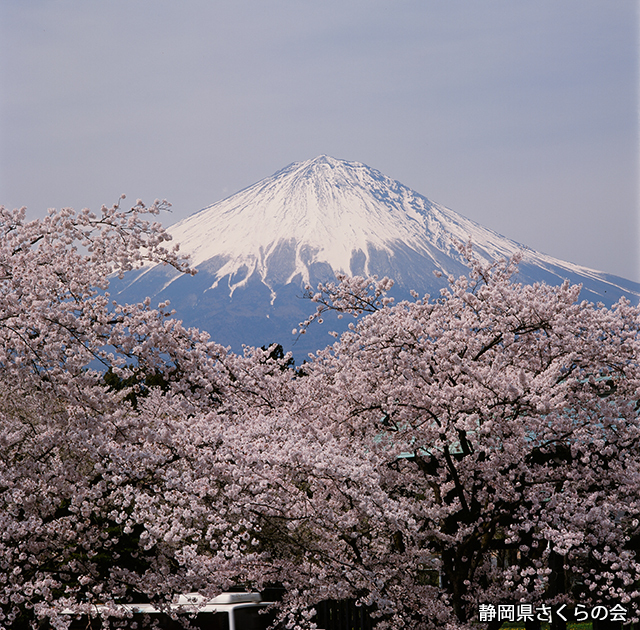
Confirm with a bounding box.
[112,156,640,356]
[167,154,522,295]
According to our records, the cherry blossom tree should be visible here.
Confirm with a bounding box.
[2,199,639,630]
[0,200,256,628]
[283,251,640,628]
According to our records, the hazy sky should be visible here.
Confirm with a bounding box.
[1,1,638,281]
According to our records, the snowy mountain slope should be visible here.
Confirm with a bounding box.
[112,156,640,357]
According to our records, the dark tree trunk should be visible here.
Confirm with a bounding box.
[548,551,566,630]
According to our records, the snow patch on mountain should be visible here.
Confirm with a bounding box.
[168,159,436,290]
[163,155,629,302]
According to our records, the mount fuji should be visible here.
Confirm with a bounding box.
[112,155,640,358]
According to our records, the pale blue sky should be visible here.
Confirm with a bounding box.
[1,1,638,280]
